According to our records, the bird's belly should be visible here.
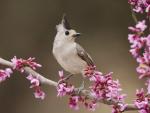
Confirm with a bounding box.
[53,42,87,74]
[56,54,87,74]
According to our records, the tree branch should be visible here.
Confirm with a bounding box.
[0,57,139,112]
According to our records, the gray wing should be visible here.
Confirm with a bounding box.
[76,43,94,66]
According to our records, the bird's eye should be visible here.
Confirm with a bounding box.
[65,31,69,35]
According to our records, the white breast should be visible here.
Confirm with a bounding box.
[53,41,87,74]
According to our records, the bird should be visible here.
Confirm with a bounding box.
[52,14,94,89]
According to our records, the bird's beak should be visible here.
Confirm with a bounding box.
[61,14,71,30]
[72,33,81,38]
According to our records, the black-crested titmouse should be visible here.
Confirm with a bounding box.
[52,15,94,81]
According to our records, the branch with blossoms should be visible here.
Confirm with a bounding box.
[0,56,146,113]
[1,1,150,113]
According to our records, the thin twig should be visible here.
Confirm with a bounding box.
[131,6,138,24]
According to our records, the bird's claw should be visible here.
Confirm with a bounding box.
[58,74,73,84]
[57,79,65,84]
[77,81,84,94]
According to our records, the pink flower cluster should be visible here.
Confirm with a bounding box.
[10,56,45,100]
[57,71,74,96]
[27,74,45,100]
[128,20,150,79]
[89,72,125,102]
[0,56,45,100]
[134,89,150,113]
[57,70,98,111]
[57,67,126,112]
[0,68,13,83]
[84,65,96,77]
[128,1,150,112]
[88,71,127,112]
[69,96,97,111]
[128,0,150,14]
[11,56,41,72]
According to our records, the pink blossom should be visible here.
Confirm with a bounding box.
[146,79,150,94]
[0,68,13,83]
[58,70,64,78]
[146,35,150,46]
[136,57,145,64]
[69,96,79,110]
[136,64,150,79]
[34,87,45,100]
[146,4,150,13]
[128,20,147,33]
[84,65,96,78]
[134,89,150,113]
[26,74,45,100]
[136,20,147,32]
[128,34,139,43]
[128,0,149,13]
[84,101,97,111]
[143,53,150,64]
[133,6,143,13]
[26,74,40,88]
[89,71,103,82]
[130,39,144,49]
[128,25,146,59]
[57,83,74,97]
[112,104,127,113]
[130,48,139,57]
[69,95,97,111]
[11,56,42,72]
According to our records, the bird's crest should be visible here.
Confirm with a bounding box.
[56,14,71,32]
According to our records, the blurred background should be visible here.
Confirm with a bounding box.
[0,0,145,113]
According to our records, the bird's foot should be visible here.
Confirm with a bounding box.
[77,81,84,94]
[58,74,73,84]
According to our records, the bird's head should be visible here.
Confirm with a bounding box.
[55,14,81,42]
